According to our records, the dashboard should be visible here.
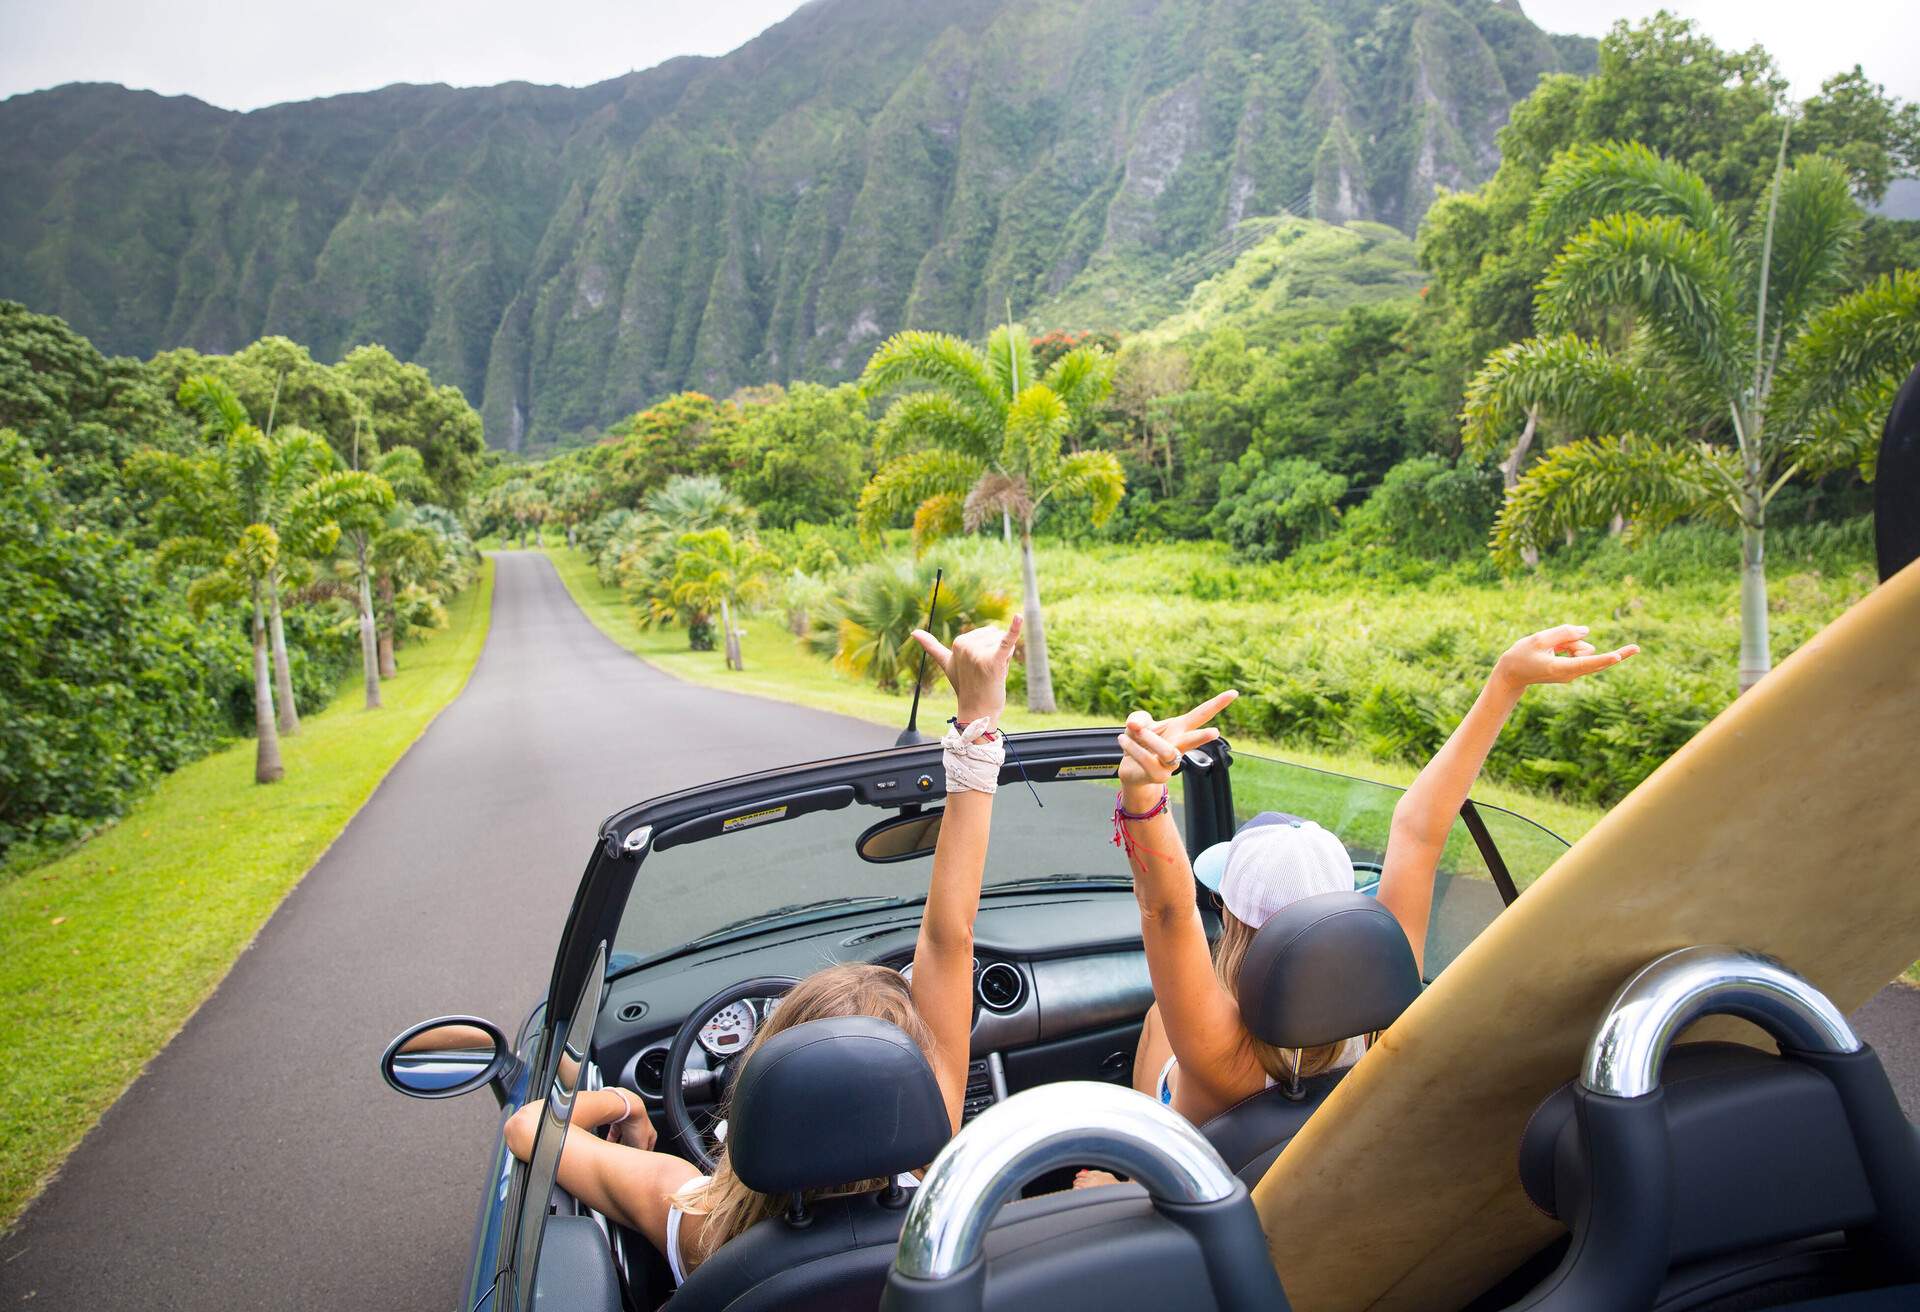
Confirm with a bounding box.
[598,889,1156,1132]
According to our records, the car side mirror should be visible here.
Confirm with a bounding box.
[857,808,944,863]
[380,1015,511,1100]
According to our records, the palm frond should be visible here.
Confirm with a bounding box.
[1041,347,1118,424]
[1492,434,1737,566]
[290,469,395,544]
[229,522,280,580]
[1537,212,1744,387]
[1758,157,1858,376]
[153,534,223,582]
[1753,155,1862,367]
[1460,334,1662,459]
[1001,384,1070,485]
[856,449,984,540]
[1771,269,1920,476]
[1044,449,1126,527]
[1529,141,1732,258]
[859,331,1006,422]
[911,492,965,554]
[371,445,435,501]
[177,374,250,438]
[985,323,1038,405]
[184,571,246,619]
[872,391,999,460]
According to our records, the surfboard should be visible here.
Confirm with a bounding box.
[1252,554,1920,1312]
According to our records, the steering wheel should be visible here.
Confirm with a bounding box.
[664,976,799,1172]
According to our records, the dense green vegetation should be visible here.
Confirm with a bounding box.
[0,302,484,865]
[0,562,492,1230]
[522,14,1915,814]
[0,0,1595,450]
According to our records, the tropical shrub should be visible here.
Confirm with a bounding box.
[1209,454,1349,561]
[1350,456,1504,558]
[0,432,237,856]
[805,560,1013,692]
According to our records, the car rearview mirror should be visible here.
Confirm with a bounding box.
[380,1015,510,1100]
[857,808,944,863]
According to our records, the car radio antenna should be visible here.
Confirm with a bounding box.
[897,568,943,746]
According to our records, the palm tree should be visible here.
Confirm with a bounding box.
[327,435,429,708]
[175,377,355,735]
[857,323,1124,712]
[369,517,454,675]
[667,528,776,671]
[127,394,293,781]
[617,476,756,650]
[1462,139,1920,690]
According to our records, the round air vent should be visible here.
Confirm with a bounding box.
[633,1045,670,1100]
[976,961,1025,1012]
[618,1001,649,1023]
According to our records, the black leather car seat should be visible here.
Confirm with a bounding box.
[1198,890,1423,1185]
[1507,1041,1920,1310]
[668,1014,951,1312]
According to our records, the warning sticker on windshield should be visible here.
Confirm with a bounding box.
[722,804,788,833]
[1055,764,1118,779]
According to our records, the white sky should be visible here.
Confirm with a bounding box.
[0,0,1914,112]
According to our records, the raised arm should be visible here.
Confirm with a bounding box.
[907,616,1022,1132]
[1377,624,1638,973]
[1112,692,1260,1120]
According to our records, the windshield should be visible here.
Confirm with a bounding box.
[614,766,1159,961]
[1227,752,1568,979]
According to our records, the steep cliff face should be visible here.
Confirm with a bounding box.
[0,0,1590,448]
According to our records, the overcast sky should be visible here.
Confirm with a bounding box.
[0,0,1914,112]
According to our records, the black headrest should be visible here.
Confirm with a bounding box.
[727,1016,949,1195]
[1235,891,1421,1049]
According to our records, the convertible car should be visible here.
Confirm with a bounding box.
[378,721,1920,1312]
[381,735,1563,1309]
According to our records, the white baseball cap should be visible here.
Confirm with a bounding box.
[1192,812,1355,928]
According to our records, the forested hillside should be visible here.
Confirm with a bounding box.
[0,0,1590,449]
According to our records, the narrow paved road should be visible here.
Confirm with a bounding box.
[0,553,892,1310]
[3,551,1916,1309]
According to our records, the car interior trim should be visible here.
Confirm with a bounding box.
[892,1081,1239,1281]
[1581,945,1863,1098]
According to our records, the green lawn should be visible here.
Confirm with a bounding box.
[544,545,1606,843]
[0,561,495,1229]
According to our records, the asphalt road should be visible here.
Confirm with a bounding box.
[0,552,893,1310]
[3,550,1916,1309]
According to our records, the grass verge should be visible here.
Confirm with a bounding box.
[545,545,1606,844]
[0,560,495,1230]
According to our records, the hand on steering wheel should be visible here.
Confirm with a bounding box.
[663,975,798,1173]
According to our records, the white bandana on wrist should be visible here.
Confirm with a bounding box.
[941,715,1006,794]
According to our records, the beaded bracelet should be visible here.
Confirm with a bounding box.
[1111,786,1171,865]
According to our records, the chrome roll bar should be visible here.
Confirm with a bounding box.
[1582,946,1861,1098]
[892,1080,1239,1282]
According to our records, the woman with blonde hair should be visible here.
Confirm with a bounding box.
[504,617,1022,1282]
[1092,624,1638,1140]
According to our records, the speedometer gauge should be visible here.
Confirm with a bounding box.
[698,1001,757,1057]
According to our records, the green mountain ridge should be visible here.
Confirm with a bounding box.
[0,0,1592,449]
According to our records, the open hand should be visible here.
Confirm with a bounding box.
[912,615,1023,729]
[1493,625,1639,693]
[1116,690,1239,790]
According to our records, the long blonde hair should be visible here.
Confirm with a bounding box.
[1212,910,1350,1084]
[670,962,936,1274]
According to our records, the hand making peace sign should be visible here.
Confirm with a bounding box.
[1116,689,1240,791]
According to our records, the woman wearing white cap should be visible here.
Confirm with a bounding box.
[1090,624,1638,1138]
